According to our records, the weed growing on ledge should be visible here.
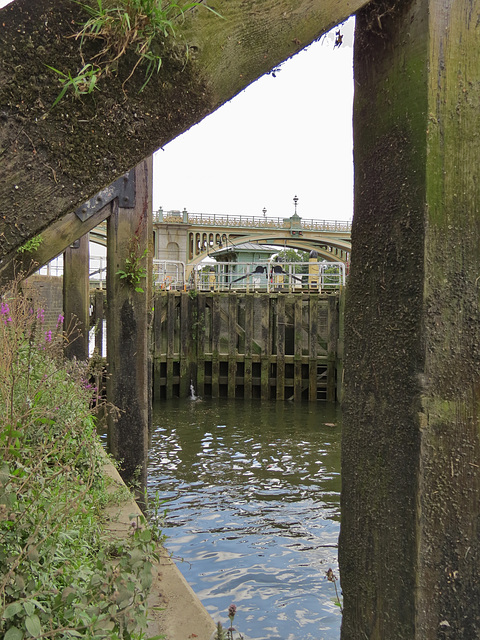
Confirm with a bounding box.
[117,235,148,293]
[48,0,223,104]
[16,234,43,254]
[0,279,161,639]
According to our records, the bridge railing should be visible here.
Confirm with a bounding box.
[153,209,351,232]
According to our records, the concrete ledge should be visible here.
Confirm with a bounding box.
[101,456,216,640]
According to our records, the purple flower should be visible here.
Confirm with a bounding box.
[56,313,64,328]
[1,302,10,315]
[45,330,52,342]
[37,308,45,323]
[228,604,236,620]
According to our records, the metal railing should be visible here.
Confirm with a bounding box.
[153,209,351,233]
[192,261,346,293]
[37,256,107,287]
[153,259,186,290]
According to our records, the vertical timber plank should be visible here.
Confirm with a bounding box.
[196,293,206,397]
[326,295,337,402]
[260,294,269,400]
[63,233,90,360]
[244,293,253,400]
[93,288,105,357]
[294,295,302,401]
[212,294,220,398]
[180,292,189,398]
[106,158,151,487]
[309,294,318,401]
[228,292,237,398]
[342,3,480,638]
[166,290,175,400]
[276,294,286,400]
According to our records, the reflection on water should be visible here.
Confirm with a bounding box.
[147,398,342,640]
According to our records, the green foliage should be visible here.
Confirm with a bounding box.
[275,249,310,275]
[48,0,223,104]
[116,241,148,293]
[46,63,101,107]
[16,235,43,254]
[0,281,161,639]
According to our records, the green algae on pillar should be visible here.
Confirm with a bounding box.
[341,1,480,638]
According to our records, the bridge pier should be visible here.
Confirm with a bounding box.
[341,1,480,638]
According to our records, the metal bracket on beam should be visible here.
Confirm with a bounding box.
[75,170,136,222]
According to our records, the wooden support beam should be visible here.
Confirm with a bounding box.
[309,294,318,401]
[63,234,89,361]
[294,296,303,401]
[244,294,253,400]
[260,295,270,400]
[212,295,220,398]
[326,296,337,403]
[228,293,237,398]
[1,0,370,268]
[276,295,286,401]
[341,1,480,637]
[93,289,105,357]
[106,158,151,487]
[180,293,190,398]
[166,291,176,400]
[196,293,206,397]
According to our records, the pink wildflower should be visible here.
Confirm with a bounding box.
[37,308,45,323]
[45,330,52,342]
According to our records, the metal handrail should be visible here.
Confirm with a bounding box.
[153,209,351,233]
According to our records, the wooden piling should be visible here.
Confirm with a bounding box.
[93,289,105,357]
[63,233,89,361]
[106,158,151,487]
[152,291,340,403]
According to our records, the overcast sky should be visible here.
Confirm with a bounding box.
[2,0,355,223]
[153,18,355,222]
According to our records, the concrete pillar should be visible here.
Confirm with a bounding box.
[63,234,89,360]
[106,158,152,487]
[340,1,480,638]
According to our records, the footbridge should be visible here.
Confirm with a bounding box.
[153,209,352,268]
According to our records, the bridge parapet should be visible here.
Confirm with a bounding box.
[154,209,351,233]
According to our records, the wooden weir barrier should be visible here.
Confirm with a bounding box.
[152,290,344,402]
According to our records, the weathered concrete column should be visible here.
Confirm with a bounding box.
[340,1,480,638]
[63,234,90,360]
[106,158,152,487]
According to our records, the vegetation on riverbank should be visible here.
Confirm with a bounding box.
[0,281,159,639]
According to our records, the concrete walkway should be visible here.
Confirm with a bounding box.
[101,457,216,640]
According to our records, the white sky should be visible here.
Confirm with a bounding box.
[1,0,354,222]
[154,19,355,222]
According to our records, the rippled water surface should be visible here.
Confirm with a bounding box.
[147,398,342,640]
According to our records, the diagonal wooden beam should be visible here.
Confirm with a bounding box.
[0,0,368,262]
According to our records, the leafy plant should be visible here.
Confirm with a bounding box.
[0,280,161,639]
[16,235,43,254]
[116,240,148,293]
[48,0,223,104]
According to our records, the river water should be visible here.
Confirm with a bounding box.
[147,398,342,640]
